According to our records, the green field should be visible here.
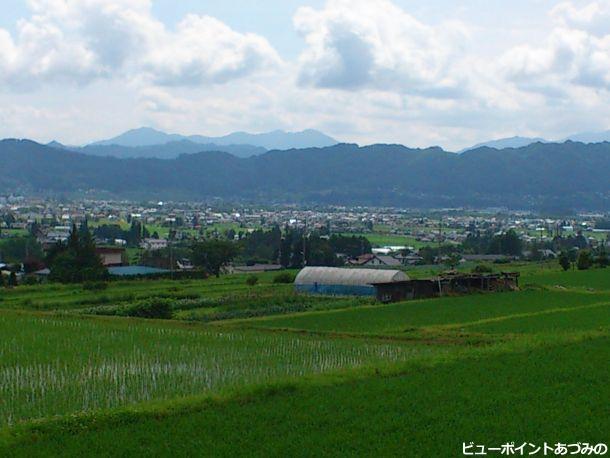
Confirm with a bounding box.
[340,232,429,248]
[0,264,609,456]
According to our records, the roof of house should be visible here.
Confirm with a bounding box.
[373,255,402,266]
[295,267,409,286]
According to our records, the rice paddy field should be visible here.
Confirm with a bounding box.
[0,263,608,456]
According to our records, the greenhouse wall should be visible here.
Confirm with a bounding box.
[295,283,376,296]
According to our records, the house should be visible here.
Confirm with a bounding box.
[349,253,402,267]
[140,238,168,251]
[40,226,71,246]
[176,258,194,271]
[394,254,424,266]
[95,247,125,267]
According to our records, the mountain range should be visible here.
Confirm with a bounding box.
[2,139,609,211]
[46,127,338,160]
[49,140,267,160]
[460,130,610,152]
[90,127,338,150]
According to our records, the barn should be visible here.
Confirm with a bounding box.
[294,267,409,297]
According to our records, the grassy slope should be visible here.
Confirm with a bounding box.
[5,335,608,457]
[0,272,296,311]
[242,289,610,334]
[1,266,609,456]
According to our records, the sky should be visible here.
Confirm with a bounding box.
[1,0,610,150]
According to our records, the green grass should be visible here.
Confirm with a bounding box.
[242,289,610,334]
[464,302,610,334]
[0,272,296,311]
[4,334,608,456]
[1,264,609,456]
[521,267,610,291]
[340,232,429,248]
[0,311,443,427]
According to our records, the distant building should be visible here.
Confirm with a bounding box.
[295,267,519,303]
[176,258,194,271]
[140,238,168,251]
[349,253,402,267]
[95,247,125,267]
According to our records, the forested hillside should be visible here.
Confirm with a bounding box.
[2,139,609,209]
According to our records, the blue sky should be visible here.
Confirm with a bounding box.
[1,0,609,149]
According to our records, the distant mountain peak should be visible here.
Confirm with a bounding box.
[90,127,338,150]
[459,136,546,153]
[46,140,67,149]
[564,129,610,144]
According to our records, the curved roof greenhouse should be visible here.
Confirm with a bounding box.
[295,267,409,286]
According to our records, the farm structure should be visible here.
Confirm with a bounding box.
[294,267,409,297]
[373,272,520,302]
[295,267,520,303]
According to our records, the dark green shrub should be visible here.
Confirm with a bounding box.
[246,275,259,286]
[125,300,173,319]
[83,281,108,291]
[577,250,592,270]
[558,252,571,271]
[22,275,39,286]
[273,272,295,284]
[472,264,493,274]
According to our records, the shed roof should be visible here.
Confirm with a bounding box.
[295,267,408,286]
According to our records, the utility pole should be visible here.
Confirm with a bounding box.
[302,218,307,267]
[169,220,174,279]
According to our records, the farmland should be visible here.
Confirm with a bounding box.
[0,264,609,456]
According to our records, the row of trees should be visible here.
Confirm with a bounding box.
[559,247,609,271]
[237,226,371,267]
[188,230,373,276]
[462,229,523,256]
[94,221,156,247]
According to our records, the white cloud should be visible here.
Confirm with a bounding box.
[144,15,280,86]
[500,1,610,93]
[294,0,470,97]
[3,0,610,151]
[0,0,280,89]
[551,1,610,37]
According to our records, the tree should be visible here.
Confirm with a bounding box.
[595,247,609,268]
[48,226,107,283]
[328,234,371,258]
[488,229,523,256]
[558,252,571,271]
[279,228,293,268]
[0,236,43,264]
[576,250,592,271]
[444,253,462,270]
[191,240,239,277]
